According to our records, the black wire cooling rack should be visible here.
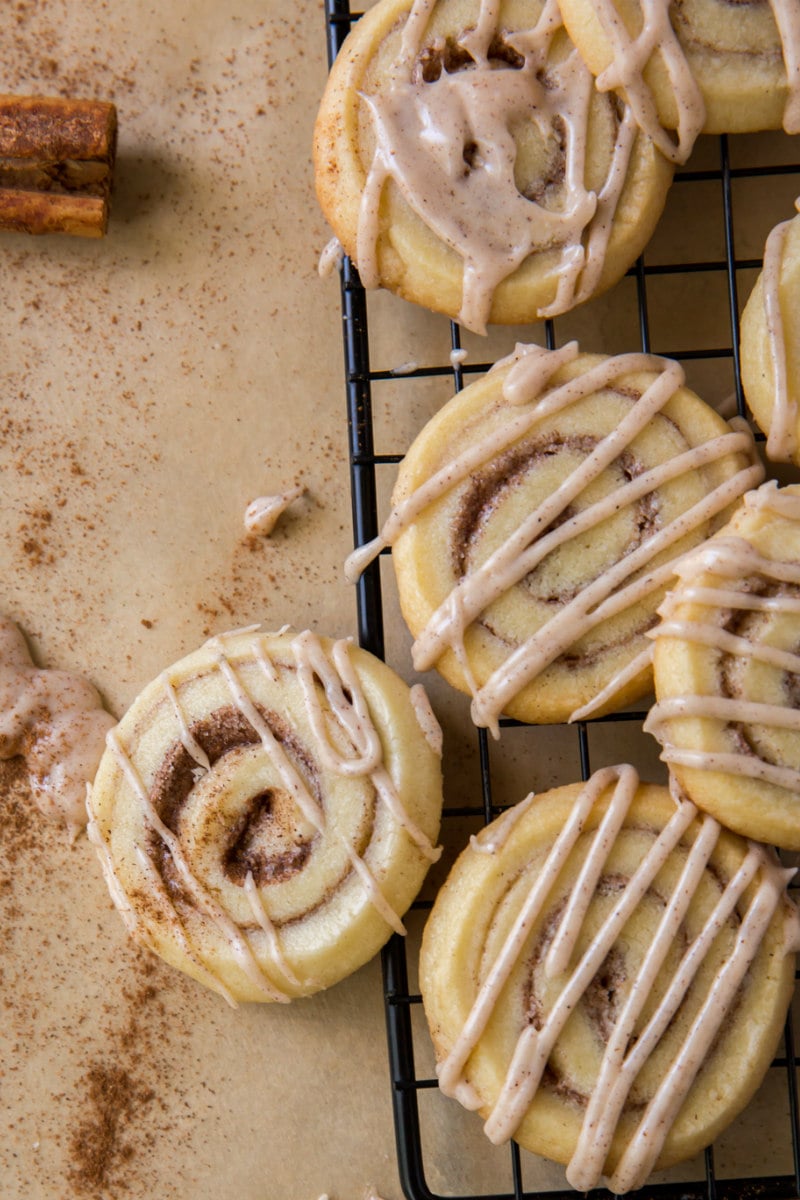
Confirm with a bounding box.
[322,3,800,1197]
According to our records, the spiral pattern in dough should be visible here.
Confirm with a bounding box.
[558,0,800,161]
[87,627,443,1004]
[648,481,800,850]
[420,765,798,1193]
[313,0,674,333]
[348,342,762,729]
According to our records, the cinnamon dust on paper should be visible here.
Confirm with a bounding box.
[66,959,166,1195]
[68,1060,156,1194]
[0,756,182,1196]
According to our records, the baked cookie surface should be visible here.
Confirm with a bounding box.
[558,0,800,161]
[313,0,674,332]
[648,481,800,849]
[420,765,799,1193]
[741,201,800,463]
[348,342,762,728]
[87,626,443,1003]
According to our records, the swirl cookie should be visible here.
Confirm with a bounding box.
[741,200,800,464]
[420,765,799,1193]
[87,626,443,1004]
[647,482,800,850]
[347,342,762,729]
[313,0,674,334]
[558,0,800,163]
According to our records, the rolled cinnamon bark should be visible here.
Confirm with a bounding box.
[0,95,117,237]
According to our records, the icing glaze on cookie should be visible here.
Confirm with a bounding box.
[347,345,762,733]
[590,0,704,162]
[588,0,800,161]
[358,0,643,333]
[436,764,797,1193]
[87,628,442,1005]
[647,481,800,787]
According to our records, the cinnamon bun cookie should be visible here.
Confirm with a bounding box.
[647,481,800,850]
[313,0,674,334]
[347,342,762,729]
[741,200,800,464]
[420,765,799,1193]
[87,627,443,1004]
[558,0,800,163]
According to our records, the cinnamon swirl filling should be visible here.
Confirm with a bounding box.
[313,0,674,332]
[145,706,327,909]
[349,343,761,729]
[558,0,800,156]
[648,481,800,849]
[420,765,799,1192]
[719,583,800,770]
[87,627,443,1004]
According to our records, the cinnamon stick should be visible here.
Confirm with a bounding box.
[0,95,117,237]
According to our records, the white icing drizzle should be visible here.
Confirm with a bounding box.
[208,637,327,833]
[346,345,761,734]
[85,785,141,937]
[654,620,800,674]
[662,586,800,615]
[647,485,800,785]
[409,682,443,756]
[211,634,418,932]
[293,631,442,862]
[589,0,800,161]
[747,476,800,521]
[244,485,305,536]
[243,870,307,990]
[254,639,280,683]
[294,633,383,776]
[357,0,643,333]
[569,643,653,722]
[344,342,578,584]
[469,791,538,855]
[104,725,290,1006]
[647,697,800,790]
[759,203,800,462]
[318,235,344,278]
[438,765,641,1095]
[438,764,796,1192]
[132,841,240,1007]
[161,673,211,772]
[0,616,116,837]
[91,628,439,1000]
[591,0,705,163]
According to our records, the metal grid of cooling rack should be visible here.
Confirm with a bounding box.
[322,3,800,1197]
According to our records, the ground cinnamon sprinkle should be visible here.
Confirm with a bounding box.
[0,756,42,862]
[68,1061,156,1194]
[0,755,186,1195]
[65,956,169,1195]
